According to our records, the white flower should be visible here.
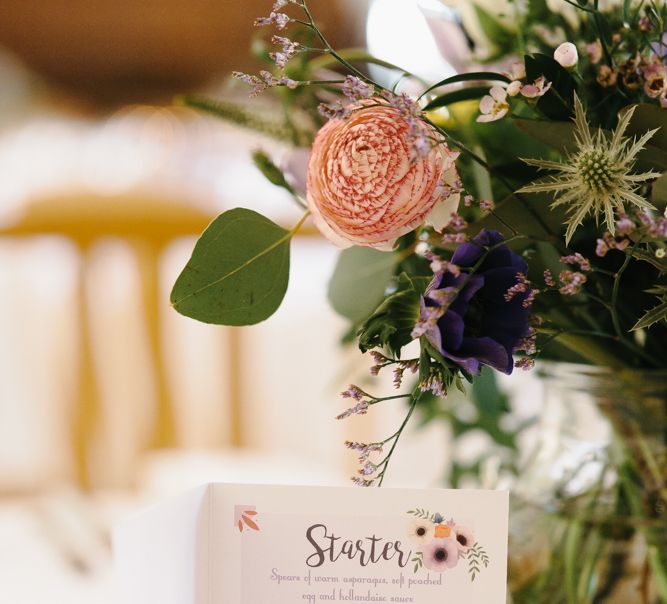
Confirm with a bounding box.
[518,94,660,243]
[554,42,579,68]
[506,80,523,96]
[408,518,435,546]
[520,76,551,99]
[477,86,509,123]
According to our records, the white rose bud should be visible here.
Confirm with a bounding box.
[554,42,578,68]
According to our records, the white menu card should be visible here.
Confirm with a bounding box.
[114,483,508,603]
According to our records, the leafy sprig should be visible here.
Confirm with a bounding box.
[407,508,434,522]
[411,551,424,574]
[466,543,490,582]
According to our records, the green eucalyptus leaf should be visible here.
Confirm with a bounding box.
[171,208,291,325]
[328,246,396,323]
[252,150,295,194]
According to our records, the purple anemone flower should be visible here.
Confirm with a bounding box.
[419,229,532,375]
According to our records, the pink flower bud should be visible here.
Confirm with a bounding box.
[554,42,578,68]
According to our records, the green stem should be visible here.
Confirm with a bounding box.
[593,0,614,66]
[299,1,376,85]
[611,250,633,340]
[377,393,419,486]
[550,333,627,368]
[308,49,420,83]
[561,0,598,13]
[370,393,412,405]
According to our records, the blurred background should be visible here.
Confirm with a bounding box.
[0,1,540,602]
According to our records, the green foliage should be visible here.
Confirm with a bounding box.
[514,118,578,155]
[171,208,292,325]
[524,53,577,121]
[414,367,527,488]
[465,368,524,451]
[176,95,305,143]
[470,189,566,244]
[622,104,667,172]
[420,337,464,383]
[624,105,667,150]
[633,287,667,331]
[252,150,295,195]
[651,172,667,208]
[407,508,434,521]
[420,72,510,99]
[357,274,423,357]
[473,4,516,59]
[423,87,490,111]
[327,247,396,323]
[466,543,490,582]
[411,551,423,574]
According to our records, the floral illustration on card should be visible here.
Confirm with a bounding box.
[234,505,260,533]
[407,509,489,582]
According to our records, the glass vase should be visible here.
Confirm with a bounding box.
[508,363,667,604]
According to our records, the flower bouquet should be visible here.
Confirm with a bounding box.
[170,0,667,601]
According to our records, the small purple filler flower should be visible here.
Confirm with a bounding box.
[419,229,532,375]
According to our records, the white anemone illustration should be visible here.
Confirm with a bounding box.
[408,518,435,545]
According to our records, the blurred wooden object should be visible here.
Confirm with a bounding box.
[0,195,216,487]
[0,0,364,105]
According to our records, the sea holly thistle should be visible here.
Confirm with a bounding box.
[519,94,660,244]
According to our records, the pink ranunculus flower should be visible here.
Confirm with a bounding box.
[306,103,460,250]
